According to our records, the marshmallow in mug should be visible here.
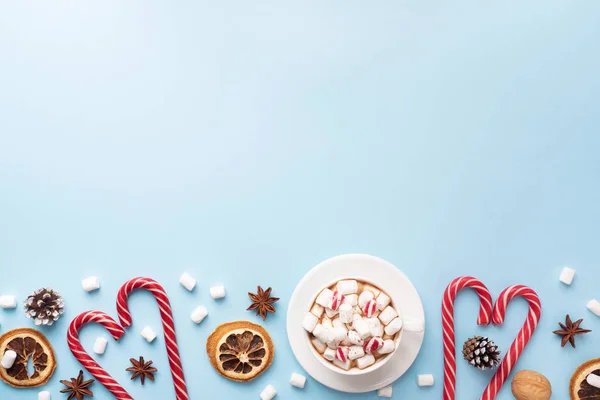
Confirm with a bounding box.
[336,279,359,295]
[338,304,353,323]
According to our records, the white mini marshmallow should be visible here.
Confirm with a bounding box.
[82,276,100,292]
[417,374,435,387]
[348,345,365,360]
[356,354,376,369]
[302,313,319,333]
[378,339,395,354]
[327,327,347,348]
[38,391,51,400]
[377,385,393,398]
[385,317,403,335]
[353,319,371,339]
[376,292,391,310]
[209,285,226,299]
[179,272,196,291]
[366,317,383,337]
[323,347,336,361]
[332,318,347,332]
[93,337,108,355]
[336,280,359,295]
[290,372,306,389]
[0,295,16,309]
[315,288,334,308]
[321,316,333,329]
[358,291,375,308]
[140,326,157,343]
[587,373,600,389]
[347,330,364,346]
[310,304,324,317]
[333,357,351,370]
[352,313,363,323]
[587,299,600,317]
[338,304,353,323]
[260,384,277,400]
[363,285,381,297]
[1,350,17,369]
[325,308,339,318]
[311,338,327,353]
[342,294,358,307]
[190,306,208,324]
[560,266,576,285]
[403,317,425,332]
[312,324,329,343]
[379,306,398,326]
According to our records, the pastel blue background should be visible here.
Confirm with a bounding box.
[1,1,599,399]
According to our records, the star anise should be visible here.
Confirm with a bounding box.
[247,286,279,321]
[126,356,157,385]
[553,314,591,348]
[60,370,94,400]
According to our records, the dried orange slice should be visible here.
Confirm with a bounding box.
[0,328,57,388]
[570,358,600,399]
[206,321,274,382]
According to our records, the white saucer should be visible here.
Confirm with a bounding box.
[286,254,425,393]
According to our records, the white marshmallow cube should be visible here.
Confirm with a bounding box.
[302,313,319,333]
[588,299,600,317]
[347,330,364,346]
[260,384,277,400]
[363,285,381,297]
[348,345,365,360]
[379,306,398,326]
[377,385,393,398]
[352,313,363,323]
[311,338,327,353]
[310,303,324,317]
[403,317,425,332]
[140,326,157,343]
[332,318,347,331]
[356,354,376,369]
[325,307,339,318]
[358,291,375,308]
[378,339,395,354]
[376,292,391,310]
[560,266,576,285]
[0,295,17,309]
[93,337,108,355]
[333,357,351,370]
[385,317,403,335]
[321,316,333,329]
[312,324,329,343]
[336,280,358,295]
[366,317,383,337]
[587,373,600,389]
[209,285,226,299]
[323,347,336,361]
[342,294,358,307]
[179,272,196,291]
[38,391,51,400]
[338,304,353,323]
[327,327,347,348]
[417,374,435,387]
[1,350,17,369]
[290,372,306,389]
[190,306,208,324]
[315,288,334,308]
[82,276,100,292]
[353,319,372,339]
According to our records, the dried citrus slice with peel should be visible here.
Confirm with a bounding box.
[0,328,57,388]
[206,320,274,382]
[570,358,600,399]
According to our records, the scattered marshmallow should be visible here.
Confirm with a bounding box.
[358,291,375,308]
[356,354,375,369]
[587,373,600,389]
[347,330,364,346]
[342,294,358,307]
[190,306,208,324]
[82,276,100,292]
[338,304,353,323]
[209,285,226,299]
[348,345,365,360]
[378,339,395,355]
[323,347,336,361]
[290,372,306,389]
[385,317,403,335]
[377,385,393,398]
[335,346,349,362]
[588,299,600,317]
[336,280,358,295]
[140,326,157,343]
[333,357,351,370]
[310,304,324,317]
[179,272,196,291]
[325,308,339,318]
[363,285,381,297]
[327,327,347,348]
[379,306,398,326]
[1,350,17,369]
[311,338,327,353]
[312,324,329,343]
[260,384,277,400]
[403,317,425,332]
[363,299,378,318]
[38,391,51,400]
[364,337,384,354]
[315,289,334,308]
[302,313,319,333]
[353,319,371,339]
[0,295,16,309]
[93,337,108,355]
[417,374,435,387]
[560,266,576,285]
[376,292,391,310]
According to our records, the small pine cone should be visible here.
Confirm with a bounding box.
[462,336,501,370]
[24,288,65,326]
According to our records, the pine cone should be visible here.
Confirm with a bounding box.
[462,336,501,370]
[24,288,65,326]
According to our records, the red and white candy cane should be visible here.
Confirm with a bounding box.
[67,311,133,400]
[117,277,189,400]
[481,285,542,400]
[442,276,493,400]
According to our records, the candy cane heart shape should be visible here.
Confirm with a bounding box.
[67,311,133,400]
[117,277,189,400]
[481,285,542,400]
[442,277,493,400]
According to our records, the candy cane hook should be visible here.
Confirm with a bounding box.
[67,311,133,400]
[117,277,189,400]
[442,276,493,400]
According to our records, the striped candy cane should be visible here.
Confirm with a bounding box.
[117,277,189,400]
[442,277,493,400]
[67,311,133,400]
[481,285,542,400]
